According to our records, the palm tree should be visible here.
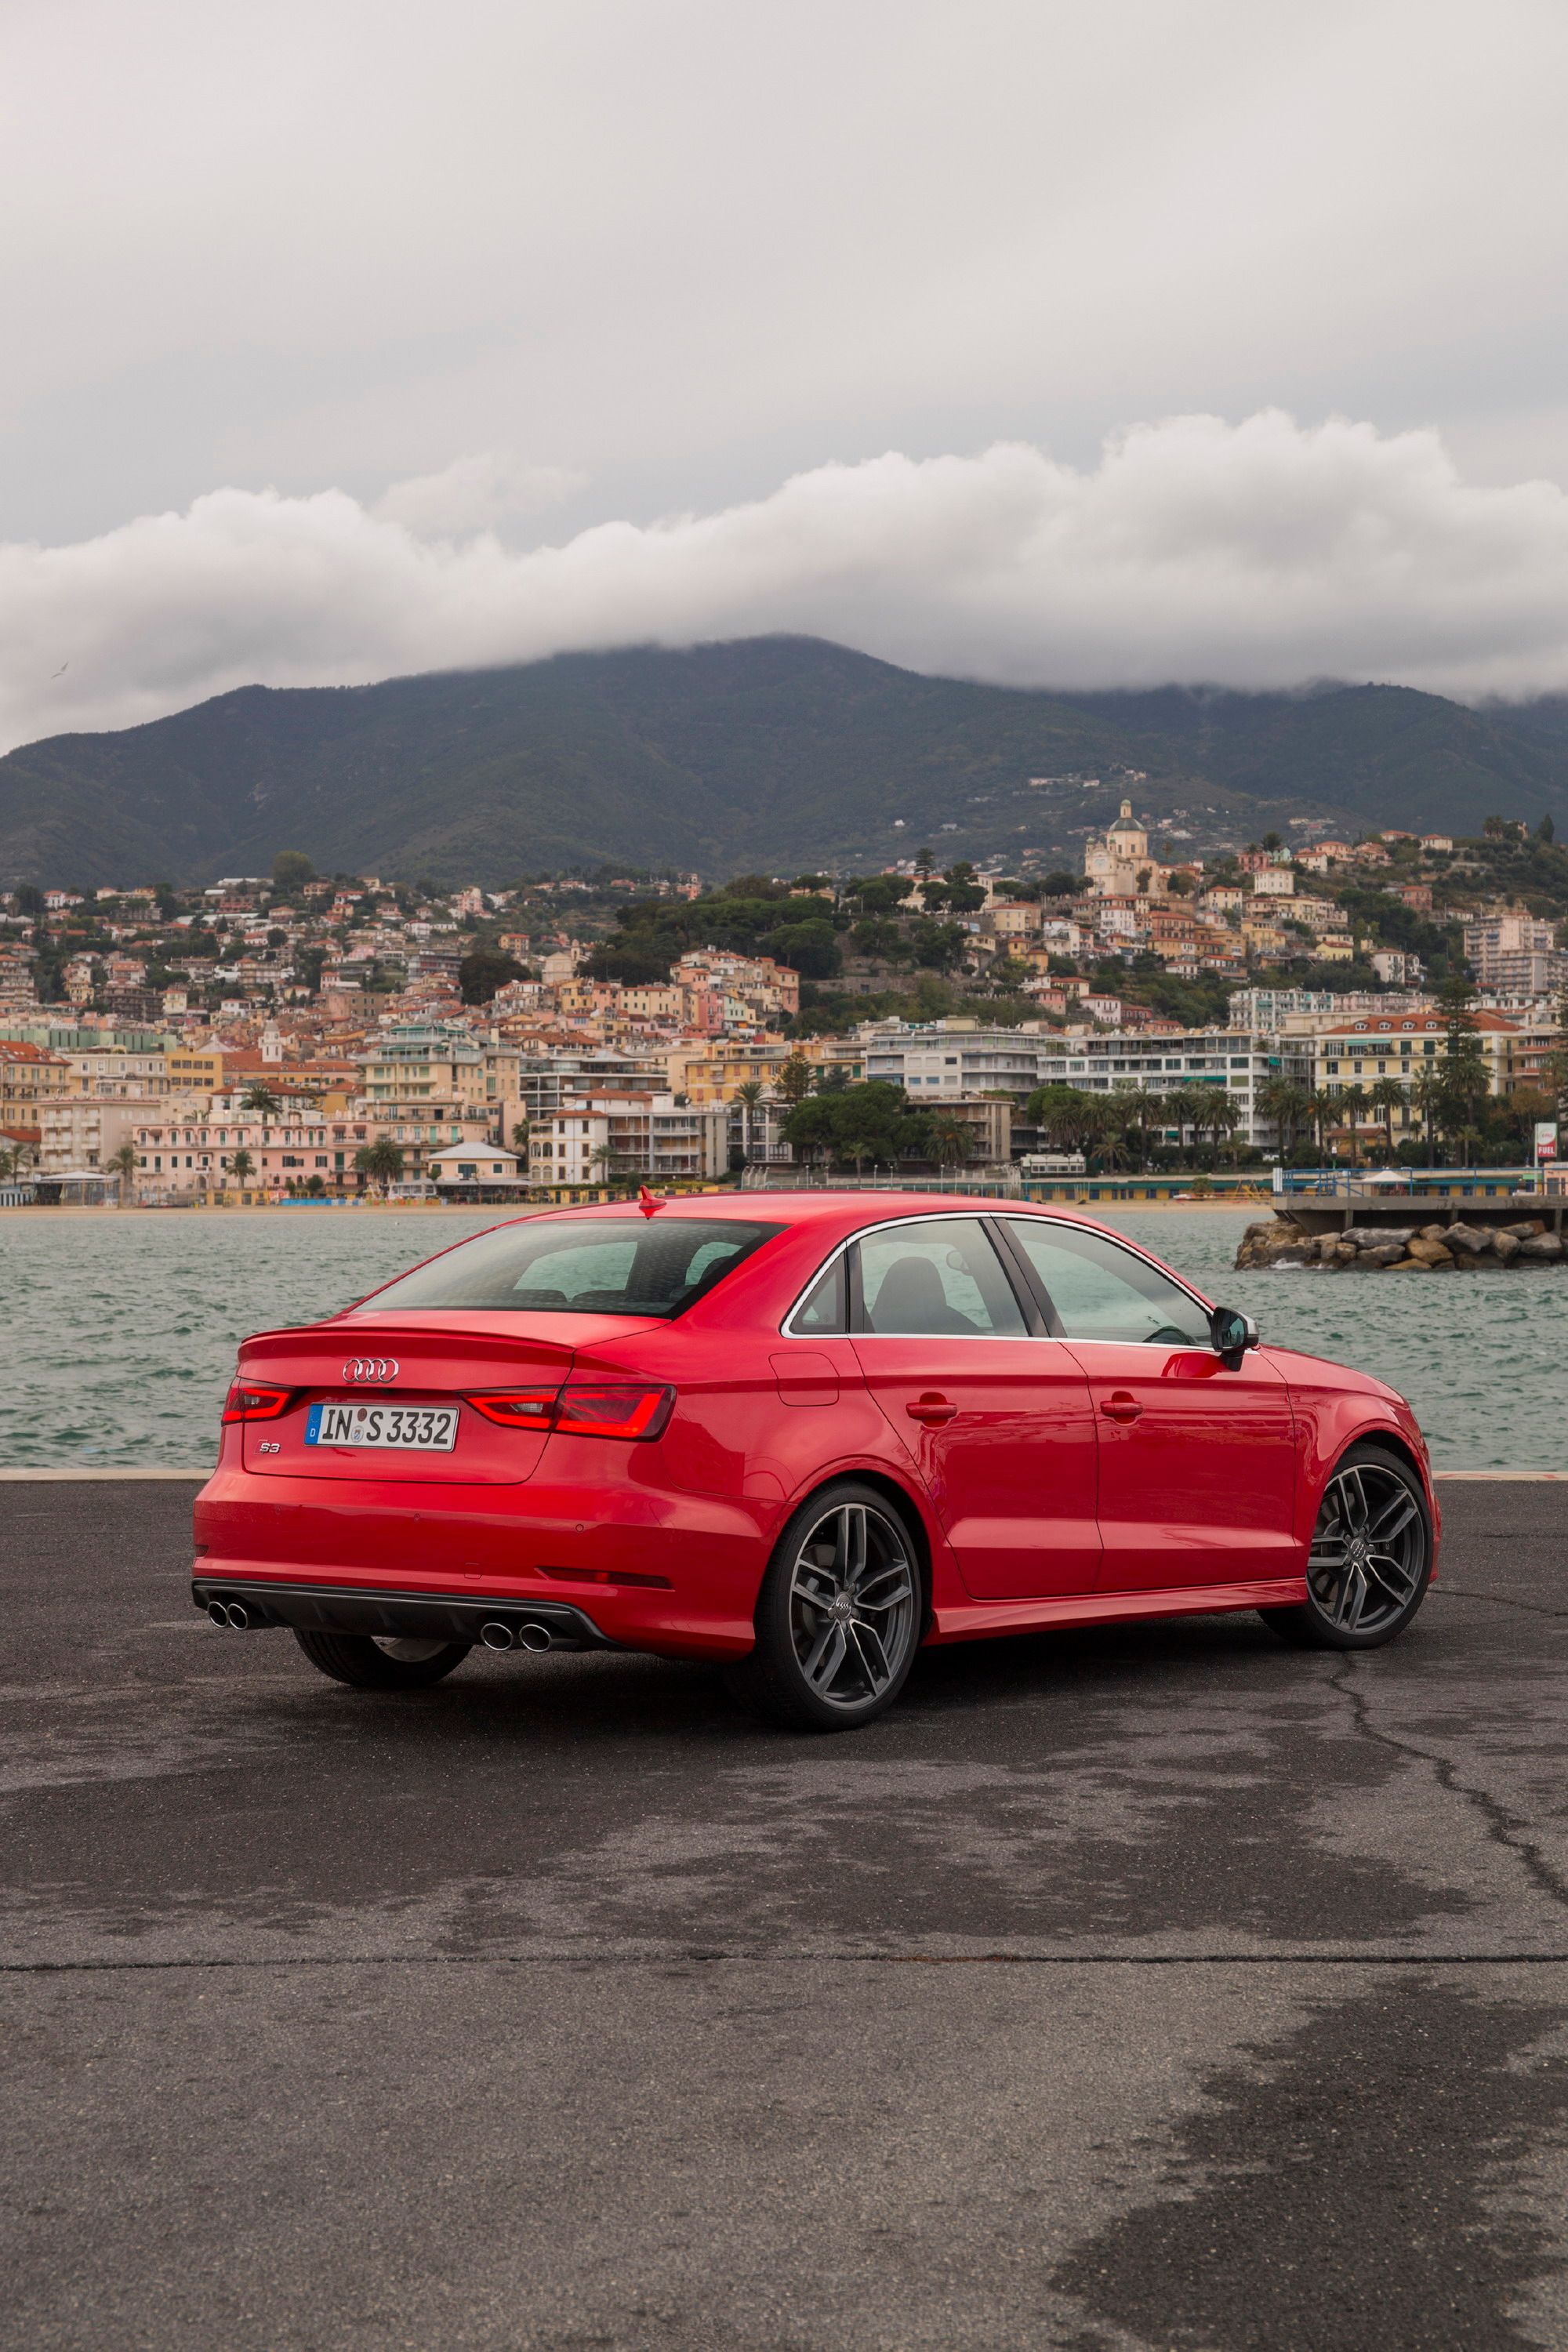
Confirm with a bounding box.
[1338,1082,1370,1169]
[1256,1076,1309,1160]
[354,1140,404,1193]
[1408,1064,1443,1170]
[229,1149,254,1191]
[1203,1093,1244,1168]
[589,1142,620,1190]
[927,1111,974,1170]
[106,1141,139,1205]
[1308,1087,1339,1163]
[735,1080,766,1164]
[1369,1076,1406,1162]
[241,1083,281,1116]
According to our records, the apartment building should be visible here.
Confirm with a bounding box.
[40,1095,165,1174]
[0,1041,73,1127]
[1030,1028,1312,1148]
[861,1020,1050,1098]
[1312,1010,1559,1134]
[528,1091,728,1188]
[514,1049,672,1126]
[1461,911,1568,997]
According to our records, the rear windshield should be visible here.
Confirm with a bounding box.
[355,1217,782,1319]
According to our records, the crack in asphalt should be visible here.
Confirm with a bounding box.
[1327,1661,1568,1911]
[1439,1585,1568,1621]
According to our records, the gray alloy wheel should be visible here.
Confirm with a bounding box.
[727,1481,924,1730]
[1260,1443,1432,1650]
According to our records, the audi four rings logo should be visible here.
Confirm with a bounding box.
[341,1358,399,1383]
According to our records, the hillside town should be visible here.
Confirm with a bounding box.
[2,805,1566,1203]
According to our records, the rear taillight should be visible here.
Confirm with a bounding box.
[466,1388,562,1428]
[223,1381,293,1424]
[554,1383,675,1441]
[465,1382,674,1441]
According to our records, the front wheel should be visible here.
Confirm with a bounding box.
[293,1631,472,1689]
[1260,1443,1432,1650]
[726,1482,924,1731]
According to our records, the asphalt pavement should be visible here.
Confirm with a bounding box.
[5,1480,1568,2350]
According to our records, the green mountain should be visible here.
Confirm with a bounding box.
[2,637,1566,887]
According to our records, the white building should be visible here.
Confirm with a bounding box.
[528,1091,728,1187]
[426,1143,528,1193]
[1462,911,1568,997]
[1029,1029,1312,1148]
[860,1019,1050,1098]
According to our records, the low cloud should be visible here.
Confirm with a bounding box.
[8,411,1568,753]
[373,451,588,537]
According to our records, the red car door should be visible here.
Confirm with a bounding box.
[1000,1216,1298,1593]
[847,1215,1101,1600]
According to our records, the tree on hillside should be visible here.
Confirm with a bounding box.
[584,938,673,985]
[271,851,315,895]
[459,947,526,1003]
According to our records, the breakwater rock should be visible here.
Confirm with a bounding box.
[1236,1217,1565,1272]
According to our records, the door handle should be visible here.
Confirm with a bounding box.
[906,1393,957,1425]
[1100,1392,1143,1424]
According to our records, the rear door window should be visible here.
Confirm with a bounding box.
[855,1219,1027,1336]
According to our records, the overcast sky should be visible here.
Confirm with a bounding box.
[5,0,1568,747]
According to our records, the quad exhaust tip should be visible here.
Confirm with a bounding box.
[479,1618,554,1653]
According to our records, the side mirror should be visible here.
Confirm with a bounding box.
[1210,1305,1259,1370]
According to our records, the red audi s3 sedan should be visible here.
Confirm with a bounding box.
[192,1193,1438,1730]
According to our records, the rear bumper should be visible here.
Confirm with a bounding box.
[191,1463,772,1660]
[192,1577,611,1649]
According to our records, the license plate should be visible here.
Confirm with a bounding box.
[306,1401,460,1451]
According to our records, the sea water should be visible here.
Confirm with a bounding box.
[0,1207,1558,1470]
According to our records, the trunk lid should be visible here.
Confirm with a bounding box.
[236,1311,657,1484]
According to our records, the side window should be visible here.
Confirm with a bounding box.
[1004,1221,1211,1347]
[857,1219,1026,1337]
[793,1254,847,1335]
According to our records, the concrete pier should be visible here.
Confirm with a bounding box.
[5,1480,1568,2349]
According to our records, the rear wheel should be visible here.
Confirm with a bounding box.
[293,1631,472,1689]
[726,1481,924,1732]
[1260,1443,1432,1651]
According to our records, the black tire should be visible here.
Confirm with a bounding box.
[725,1479,926,1732]
[1260,1442,1432,1651]
[292,1630,471,1689]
